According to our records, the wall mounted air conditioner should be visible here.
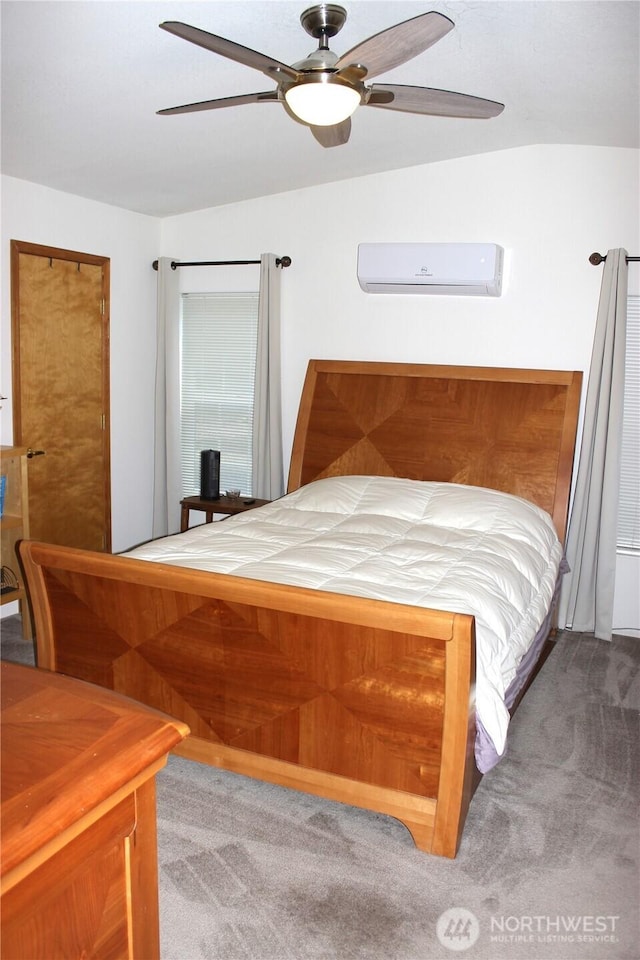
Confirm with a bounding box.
[357,243,504,296]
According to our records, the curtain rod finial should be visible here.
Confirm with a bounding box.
[276,256,292,268]
[589,252,606,265]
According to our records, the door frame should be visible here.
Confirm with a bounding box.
[10,239,112,551]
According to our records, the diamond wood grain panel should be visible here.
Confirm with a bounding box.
[299,373,568,514]
[43,568,447,798]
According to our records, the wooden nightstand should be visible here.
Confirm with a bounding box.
[180,495,270,532]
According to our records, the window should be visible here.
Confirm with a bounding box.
[618,295,640,552]
[180,292,259,498]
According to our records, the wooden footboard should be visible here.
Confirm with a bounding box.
[20,540,477,858]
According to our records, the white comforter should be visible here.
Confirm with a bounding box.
[126,476,562,768]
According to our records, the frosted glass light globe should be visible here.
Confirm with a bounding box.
[285,80,360,126]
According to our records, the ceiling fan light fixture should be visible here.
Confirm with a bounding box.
[284,75,360,126]
[159,10,504,148]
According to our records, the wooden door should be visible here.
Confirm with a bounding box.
[11,241,111,551]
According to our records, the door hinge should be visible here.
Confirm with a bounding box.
[101,414,106,430]
[100,298,105,316]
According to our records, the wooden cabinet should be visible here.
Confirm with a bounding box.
[0,662,189,960]
[0,446,30,636]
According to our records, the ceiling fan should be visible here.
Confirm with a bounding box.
[157,4,504,148]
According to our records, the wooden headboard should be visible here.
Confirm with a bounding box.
[287,360,582,543]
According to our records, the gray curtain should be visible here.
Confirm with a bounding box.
[152,257,181,537]
[559,249,629,640]
[252,254,284,500]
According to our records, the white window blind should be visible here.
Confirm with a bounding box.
[618,295,640,552]
[181,292,259,498]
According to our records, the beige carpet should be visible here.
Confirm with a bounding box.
[2,618,638,959]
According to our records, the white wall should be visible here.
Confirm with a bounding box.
[0,176,160,552]
[2,144,638,632]
[160,145,638,459]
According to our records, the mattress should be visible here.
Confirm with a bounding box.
[126,476,563,772]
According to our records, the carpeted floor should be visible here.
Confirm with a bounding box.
[2,616,638,960]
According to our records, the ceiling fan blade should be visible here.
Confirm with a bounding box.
[160,21,299,82]
[158,91,279,116]
[335,12,453,80]
[310,119,352,148]
[368,84,505,119]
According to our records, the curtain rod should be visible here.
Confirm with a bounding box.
[589,252,639,265]
[152,256,291,271]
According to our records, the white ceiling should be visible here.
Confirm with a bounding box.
[1,1,638,218]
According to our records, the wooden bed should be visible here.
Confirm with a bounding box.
[20,360,582,858]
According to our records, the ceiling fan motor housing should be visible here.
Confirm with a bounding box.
[300,4,348,41]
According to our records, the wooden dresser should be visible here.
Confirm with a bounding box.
[0,662,189,960]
